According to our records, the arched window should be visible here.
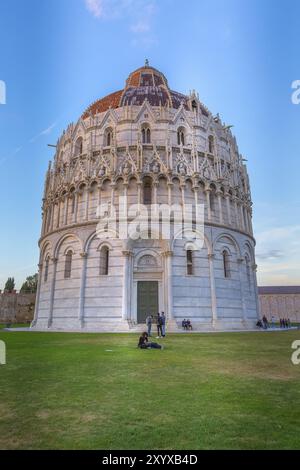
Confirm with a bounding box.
[186,249,194,275]
[177,128,185,146]
[105,129,113,147]
[191,100,198,112]
[44,256,50,282]
[64,250,73,279]
[74,137,83,157]
[208,135,214,154]
[100,246,109,275]
[222,250,230,278]
[142,126,151,144]
[143,177,152,205]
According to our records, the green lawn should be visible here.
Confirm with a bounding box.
[0,330,299,450]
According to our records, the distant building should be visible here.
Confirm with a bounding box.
[258,286,300,322]
[32,63,259,332]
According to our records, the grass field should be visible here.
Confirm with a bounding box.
[0,330,299,450]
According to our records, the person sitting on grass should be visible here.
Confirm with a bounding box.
[138,332,163,350]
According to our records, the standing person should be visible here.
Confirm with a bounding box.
[146,314,153,337]
[156,313,163,338]
[271,315,275,329]
[161,312,166,337]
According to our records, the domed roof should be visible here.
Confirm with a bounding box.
[82,62,190,118]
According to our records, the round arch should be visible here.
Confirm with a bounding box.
[54,233,83,258]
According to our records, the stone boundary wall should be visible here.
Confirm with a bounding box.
[0,292,36,323]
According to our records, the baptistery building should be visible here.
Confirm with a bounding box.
[32,63,260,331]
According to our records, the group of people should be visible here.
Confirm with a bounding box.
[145,312,166,338]
[256,315,292,330]
[182,319,193,331]
[279,318,291,329]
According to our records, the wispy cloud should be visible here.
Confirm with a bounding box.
[84,0,158,45]
[29,121,57,143]
[130,20,150,34]
[0,146,23,167]
[0,121,57,168]
[256,224,300,285]
[85,0,104,18]
[256,249,285,261]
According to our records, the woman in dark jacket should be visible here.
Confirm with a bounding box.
[138,332,163,349]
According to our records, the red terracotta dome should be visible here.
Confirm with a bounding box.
[82,63,190,119]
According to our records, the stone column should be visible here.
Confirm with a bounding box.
[167,181,173,206]
[74,192,79,224]
[208,254,218,327]
[193,187,199,224]
[98,185,102,210]
[85,188,90,221]
[48,257,58,328]
[247,210,251,235]
[225,193,232,225]
[240,204,244,231]
[153,181,158,205]
[164,251,174,321]
[56,200,61,228]
[217,191,224,225]
[121,251,132,321]
[137,182,142,209]
[119,183,128,240]
[31,263,43,327]
[50,203,55,232]
[237,257,248,325]
[110,182,116,211]
[234,198,239,229]
[205,189,212,222]
[79,252,88,328]
[252,263,260,320]
[64,196,69,226]
[41,211,46,237]
[180,183,186,211]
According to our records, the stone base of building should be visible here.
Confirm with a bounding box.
[31,317,257,333]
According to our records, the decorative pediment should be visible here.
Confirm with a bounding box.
[91,150,112,178]
[135,99,157,124]
[142,148,167,175]
[98,107,119,129]
[72,119,87,139]
[173,104,192,128]
[174,151,193,176]
[118,147,138,176]
[199,156,217,180]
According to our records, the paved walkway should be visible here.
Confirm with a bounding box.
[3,327,299,334]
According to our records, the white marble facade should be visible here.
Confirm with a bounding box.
[32,64,259,332]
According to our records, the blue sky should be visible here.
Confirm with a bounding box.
[0,0,299,289]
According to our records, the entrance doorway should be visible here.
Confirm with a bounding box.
[137,281,159,324]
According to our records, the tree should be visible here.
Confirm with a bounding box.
[4,277,15,293]
[20,274,38,294]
